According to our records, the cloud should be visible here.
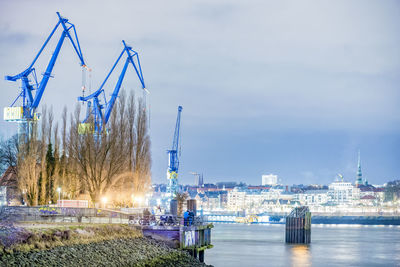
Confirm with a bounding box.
[0,0,399,184]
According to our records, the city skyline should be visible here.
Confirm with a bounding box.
[0,0,399,185]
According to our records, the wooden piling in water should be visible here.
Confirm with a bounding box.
[285,206,311,244]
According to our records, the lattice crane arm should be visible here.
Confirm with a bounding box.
[4,12,87,120]
[77,40,145,133]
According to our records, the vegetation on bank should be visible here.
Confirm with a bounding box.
[0,223,211,267]
[0,223,142,253]
[0,237,210,267]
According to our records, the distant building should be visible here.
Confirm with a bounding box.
[0,166,24,206]
[196,174,204,187]
[262,174,278,186]
[261,188,283,200]
[360,195,377,206]
[216,182,237,189]
[328,180,360,204]
[227,187,247,210]
[196,190,228,210]
[297,190,329,206]
[248,186,270,190]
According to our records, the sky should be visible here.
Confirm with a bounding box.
[0,0,399,186]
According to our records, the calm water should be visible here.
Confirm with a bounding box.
[206,224,400,267]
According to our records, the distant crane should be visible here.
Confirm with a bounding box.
[190,172,204,187]
[78,40,146,134]
[167,106,183,197]
[4,12,88,139]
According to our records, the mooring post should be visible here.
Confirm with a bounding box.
[199,250,205,262]
[285,206,311,244]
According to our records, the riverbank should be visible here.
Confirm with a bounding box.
[0,223,211,267]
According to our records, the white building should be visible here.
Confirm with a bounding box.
[227,188,247,211]
[244,192,264,210]
[261,188,284,200]
[297,190,329,206]
[328,181,360,204]
[262,174,278,186]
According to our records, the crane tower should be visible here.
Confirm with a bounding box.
[167,106,183,197]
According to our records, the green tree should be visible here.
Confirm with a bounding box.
[45,143,56,203]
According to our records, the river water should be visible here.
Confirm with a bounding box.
[206,224,400,267]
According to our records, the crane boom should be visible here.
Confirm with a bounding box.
[78,40,145,134]
[167,106,183,197]
[4,12,87,122]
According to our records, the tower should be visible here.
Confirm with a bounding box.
[197,174,204,187]
[355,150,363,186]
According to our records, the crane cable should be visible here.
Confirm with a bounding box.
[81,67,86,98]
[81,66,92,103]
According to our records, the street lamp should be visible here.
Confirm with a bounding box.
[101,197,108,208]
[57,187,61,206]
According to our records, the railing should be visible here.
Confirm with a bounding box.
[127,214,205,227]
[0,206,205,227]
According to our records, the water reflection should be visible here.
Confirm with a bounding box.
[287,244,311,267]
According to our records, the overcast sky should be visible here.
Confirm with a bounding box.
[0,0,399,185]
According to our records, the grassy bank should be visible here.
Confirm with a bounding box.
[0,223,211,267]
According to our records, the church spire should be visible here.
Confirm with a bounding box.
[356,150,363,186]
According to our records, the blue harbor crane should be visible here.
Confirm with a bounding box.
[4,12,88,138]
[167,106,183,197]
[78,40,146,134]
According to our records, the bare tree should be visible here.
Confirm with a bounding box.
[0,134,18,174]
[17,122,40,206]
[131,98,152,197]
[127,91,136,172]
[53,121,60,191]
[59,107,68,196]
[38,107,48,204]
[13,90,152,207]
[65,112,82,199]
[68,92,152,206]
[69,102,129,204]
[175,192,188,216]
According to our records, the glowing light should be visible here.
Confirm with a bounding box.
[57,187,61,193]
[135,196,143,203]
[101,197,108,204]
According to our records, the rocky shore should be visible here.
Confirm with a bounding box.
[0,223,211,267]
